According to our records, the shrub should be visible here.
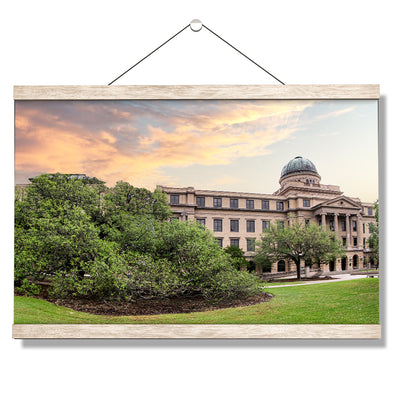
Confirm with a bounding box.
[202,269,261,302]
[50,248,262,303]
[14,279,40,297]
[122,253,186,299]
[50,263,125,301]
[49,241,127,300]
[152,221,262,301]
[14,207,103,286]
[15,176,262,303]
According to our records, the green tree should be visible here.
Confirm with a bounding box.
[367,200,379,266]
[151,220,261,300]
[253,252,272,273]
[14,175,106,290]
[50,220,262,302]
[103,181,171,221]
[100,181,171,252]
[15,175,261,303]
[256,220,345,280]
[224,245,250,270]
[102,212,158,254]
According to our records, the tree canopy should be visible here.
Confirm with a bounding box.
[15,174,261,302]
[223,245,250,270]
[256,218,345,279]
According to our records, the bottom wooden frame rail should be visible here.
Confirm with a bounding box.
[12,324,381,339]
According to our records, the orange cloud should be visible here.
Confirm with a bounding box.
[15,100,313,188]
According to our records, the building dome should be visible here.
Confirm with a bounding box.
[280,156,318,179]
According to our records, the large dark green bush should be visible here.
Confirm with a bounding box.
[15,174,261,303]
[49,222,261,302]
[152,220,260,300]
[51,252,185,301]
[102,181,171,222]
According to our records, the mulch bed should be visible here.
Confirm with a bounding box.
[47,292,273,316]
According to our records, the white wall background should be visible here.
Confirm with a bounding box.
[1,1,398,399]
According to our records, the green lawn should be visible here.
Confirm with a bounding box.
[14,278,379,324]
[264,281,306,286]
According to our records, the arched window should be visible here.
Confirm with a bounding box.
[353,255,358,268]
[277,260,286,272]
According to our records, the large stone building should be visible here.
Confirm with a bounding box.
[158,156,377,274]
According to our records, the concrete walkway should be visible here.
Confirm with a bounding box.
[263,273,377,288]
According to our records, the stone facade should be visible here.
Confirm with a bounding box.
[158,156,376,274]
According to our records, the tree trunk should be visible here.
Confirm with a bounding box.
[295,259,301,280]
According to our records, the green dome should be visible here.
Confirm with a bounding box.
[280,156,318,178]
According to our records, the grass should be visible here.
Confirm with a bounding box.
[14,278,379,325]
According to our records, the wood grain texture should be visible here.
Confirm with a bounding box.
[12,324,381,339]
[13,85,380,100]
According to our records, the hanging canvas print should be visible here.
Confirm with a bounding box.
[13,85,381,338]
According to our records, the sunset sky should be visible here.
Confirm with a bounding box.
[15,99,379,202]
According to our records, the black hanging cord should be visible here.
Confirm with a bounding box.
[108,24,190,85]
[107,21,285,85]
[202,24,285,85]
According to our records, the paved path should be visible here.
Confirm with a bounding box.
[263,274,377,288]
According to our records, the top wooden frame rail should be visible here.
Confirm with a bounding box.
[14,85,380,100]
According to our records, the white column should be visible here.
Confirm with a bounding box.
[357,213,363,249]
[321,213,327,229]
[334,213,339,235]
[346,214,351,246]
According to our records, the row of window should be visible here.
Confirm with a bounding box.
[201,218,271,233]
[342,237,367,247]
[219,236,367,253]
[321,220,372,234]
[171,195,312,210]
[216,237,256,251]
[180,215,371,236]
[200,197,309,210]
[201,197,277,210]
[171,195,373,216]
